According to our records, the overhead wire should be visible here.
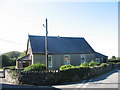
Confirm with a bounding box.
[0,38,26,45]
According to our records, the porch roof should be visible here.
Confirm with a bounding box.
[17,54,31,61]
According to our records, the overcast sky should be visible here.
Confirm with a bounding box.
[0,0,118,58]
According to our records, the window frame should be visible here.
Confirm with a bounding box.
[80,54,86,63]
[48,55,53,68]
[64,55,70,65]
[95,58,101,64]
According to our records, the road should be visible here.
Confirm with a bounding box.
[0,68,120,90]
[53,67,120,88]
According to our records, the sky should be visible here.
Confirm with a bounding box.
[0,0,118,58]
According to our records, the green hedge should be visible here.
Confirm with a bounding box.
[7,66,16,69]
[80,62,89,67]
[108,59,120,63]
[24,63,46,71]
[59,65,74,71]
[59,61,100,71]
[89,60,99,66]
[100,63,108,66]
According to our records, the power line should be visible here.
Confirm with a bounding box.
[0,38,26,45]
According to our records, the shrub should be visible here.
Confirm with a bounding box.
[80,62,89,67]
[89,60,99,67]
[108,59,120,63]
[24,63,46,71]
[7,66,16,69]
[100,63,108,67]
[59,65,74,71]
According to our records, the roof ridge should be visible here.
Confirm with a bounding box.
[29,35,84,39]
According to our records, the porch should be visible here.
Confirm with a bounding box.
[16,54,32,69]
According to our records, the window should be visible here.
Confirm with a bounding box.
[23,61,26,63]
[48,55,52,67]
[64,55,70,65]
[95,58,100,64]
[80,54,86,63]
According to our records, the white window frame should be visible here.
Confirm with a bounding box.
[64,55,70,65]
[48,55,52,67]
[80,54,86,63]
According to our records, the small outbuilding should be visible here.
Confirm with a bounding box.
[16,54,31,69]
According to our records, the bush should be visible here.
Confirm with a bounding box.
[80,62,89,67]
[108,59,120,63]
[24,63,46,71]
[100,63,108,67]
[7,66,16,69]
[59,65,74,71]
[89,60,99,67]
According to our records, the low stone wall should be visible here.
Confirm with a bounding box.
[5,69,22,84]
[5,63,120,85]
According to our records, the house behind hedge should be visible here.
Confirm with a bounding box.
[16,35,108,69]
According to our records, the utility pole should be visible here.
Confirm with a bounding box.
[43,18,48,70]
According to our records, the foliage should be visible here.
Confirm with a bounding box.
[7,66,16,69]
[89,60,99,66]
[24,63,46,71]
[0,68,3,70]
[59,65,74,71]
[60,61,100,71]
[2,54,12,67]
[100,63,108,67]
[1,51,21,67]
[112,56,116,59]
[109,56,120,60]
[4,51,21,59]
[109,61,120,63]
[117,57,120,60]
[17,51,26,59]
[108,57,120,63]
[80,62,89,67]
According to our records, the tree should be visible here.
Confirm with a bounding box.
[1,51,22,67]
[2,54,11,67]
[17,51,26,59]
[4,51,21,59]
[112,56,116,59]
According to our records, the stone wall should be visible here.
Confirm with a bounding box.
[5,69,21,84]
[4,63,120,85]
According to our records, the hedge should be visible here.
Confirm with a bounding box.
[24,63,46,71]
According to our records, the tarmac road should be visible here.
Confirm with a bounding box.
[53,67,120,89]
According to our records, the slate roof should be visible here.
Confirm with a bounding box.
[29,35,95,54]
[17,54,31,61]
[95,52,108,58]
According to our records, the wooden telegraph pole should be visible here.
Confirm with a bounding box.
[43,18,48,70]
